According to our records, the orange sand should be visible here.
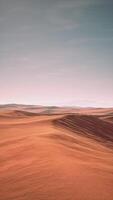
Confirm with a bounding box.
[0,106,113,200]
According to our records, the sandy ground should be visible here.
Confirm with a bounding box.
[0,106,113,200]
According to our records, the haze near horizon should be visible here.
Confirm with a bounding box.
[0,0,113,107]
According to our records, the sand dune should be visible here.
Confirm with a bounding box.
[54,114,113,147]
[0,110,42,118]
[1,104,113,115]
[0,106,113,200]
[99,114,113,123]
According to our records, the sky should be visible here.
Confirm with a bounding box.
[0,0,113,107]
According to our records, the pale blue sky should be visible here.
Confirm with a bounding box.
[0,0,113,107]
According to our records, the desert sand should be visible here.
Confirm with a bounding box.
[0,105,113,200]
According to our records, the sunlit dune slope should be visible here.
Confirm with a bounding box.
[0,110,40,118]
[0,107,113,200]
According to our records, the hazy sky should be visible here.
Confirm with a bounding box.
[0,0,113,107]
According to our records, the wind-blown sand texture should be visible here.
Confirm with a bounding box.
[0,105,113,200]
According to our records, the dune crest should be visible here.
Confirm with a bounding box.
[0,106,113,200]
[54,114,113,147]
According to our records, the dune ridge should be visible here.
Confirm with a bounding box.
[0,106,113,200]
[53,114,113,148]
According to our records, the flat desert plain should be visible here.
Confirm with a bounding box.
[0,105,113,200]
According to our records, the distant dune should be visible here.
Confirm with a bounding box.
[0,105,113,200]
[0,110,40,118]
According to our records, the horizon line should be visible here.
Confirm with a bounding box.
[0,103,113,109]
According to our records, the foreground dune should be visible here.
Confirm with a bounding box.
[0,106,113,200]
